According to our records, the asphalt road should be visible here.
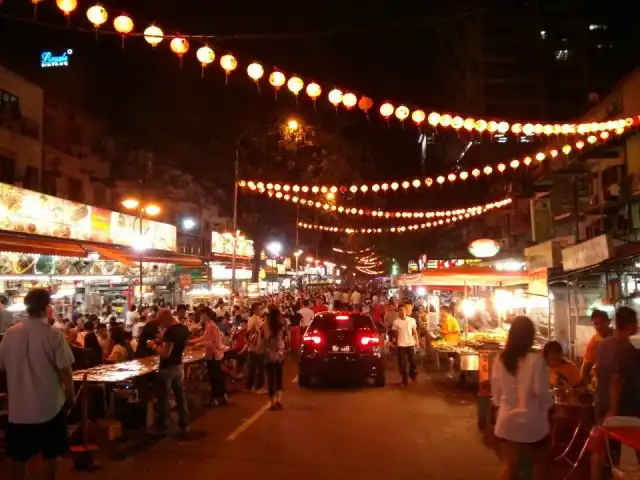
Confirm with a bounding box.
[22,359,500,479]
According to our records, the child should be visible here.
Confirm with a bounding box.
[543,340,580,388]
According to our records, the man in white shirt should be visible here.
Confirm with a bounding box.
[0,288,75,480]
[392,305,419,386]
[125,304,140,332]
[298,300,314,333]
[351,289,362,312]
[332,289,342,310]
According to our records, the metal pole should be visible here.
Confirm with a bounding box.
[231,141,240,293]
[139,210,144,309]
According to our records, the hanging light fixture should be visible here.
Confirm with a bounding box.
[56,0,77,25]
[220,54,237,84]
[143,25,163,47]
[113,14,134,48]
[86,4,107,30]
[306,82,321,109]
[247,62,264,91]
[287,76,304,101]
[196,46,215,78]
[328,89,343,111]
[342,92,357,109]
[170,37,190,69]
[268,71,286,100]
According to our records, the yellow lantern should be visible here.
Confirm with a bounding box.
[269,71,286,99]
[428,112,441,126]
[56,0,77,17]
[247,62,264,91]
[562,144,572,155]
[170,37,189,68]
[220,54,237,83]
[287,76,304,97]
[451,116,464,129]
[483,166,493,175]
[440,114,452,127]
[196,46,215,77]
[342,93,357,109]
[143,25,163,47]
[306,82,321,99]
[328,89,343,108]
[113,13,134,47]
[497,122,510,134]
[475,120,487,132]
[463,118,475,131]
[380,103,394,120]
[113,14,134,34]
[395,106,410,123]
[86,4,107,28]
[411,110,426,126]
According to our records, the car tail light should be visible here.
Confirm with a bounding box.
[303,334,322,345]
[360,335,380,346]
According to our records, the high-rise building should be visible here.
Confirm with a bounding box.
[432,0,640,122]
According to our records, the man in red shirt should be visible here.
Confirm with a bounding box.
[313,297,328,314]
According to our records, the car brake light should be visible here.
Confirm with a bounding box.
[303,334,322,345]
[336,315,349,320]
[360,335,380,346]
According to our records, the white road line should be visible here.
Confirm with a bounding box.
[291,374,299,383]
[225,402,271,441]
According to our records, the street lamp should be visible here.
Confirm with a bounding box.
[266,241,282,257]
[122,198,161,308]
[233,119,304,292]
[182,217,197,230]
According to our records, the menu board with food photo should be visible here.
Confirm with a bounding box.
[211,232,255,258]
[109,213,176,252]
[0,183,91,240]
[0,182,176,252]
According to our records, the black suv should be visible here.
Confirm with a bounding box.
[298,311,385,387]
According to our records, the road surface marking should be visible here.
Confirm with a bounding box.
[225,402,271,441]
[291,374,298,383]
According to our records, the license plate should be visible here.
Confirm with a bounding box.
[332,345,352,353]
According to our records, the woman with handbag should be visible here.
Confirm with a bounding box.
[263,306,286,410]
[491,316,554,480]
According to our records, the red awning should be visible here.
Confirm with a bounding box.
[0,231,203,267]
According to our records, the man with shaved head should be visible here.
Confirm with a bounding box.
[148,308,190,434]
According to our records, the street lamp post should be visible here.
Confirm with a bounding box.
[232,118,302,293]
[122,199,160,308]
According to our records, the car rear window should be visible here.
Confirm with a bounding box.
[309,314,374,331]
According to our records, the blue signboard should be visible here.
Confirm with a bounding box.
[40,49,73,68]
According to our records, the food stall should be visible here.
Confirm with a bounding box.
[0,181,202,316]
[398,266,532,379]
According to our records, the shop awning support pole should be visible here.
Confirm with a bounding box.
[139,210,144,309]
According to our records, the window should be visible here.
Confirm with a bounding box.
[67,177,83,202]
[540,30,547,40]
[0,90,20,121]
[555,49,570,61]
[309,314,375,332]
[23,166,39,190]
[589,24,607,31]
[42,169,57,195]
[0,155,16,184]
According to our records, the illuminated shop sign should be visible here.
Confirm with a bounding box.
[41,49,73,68]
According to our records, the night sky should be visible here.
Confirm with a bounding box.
[0,1,627,265]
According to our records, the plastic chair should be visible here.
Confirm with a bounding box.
[604,417,640,480]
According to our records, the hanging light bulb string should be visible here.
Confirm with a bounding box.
[249,188,512,220]
[297,197,513,235]
[2,4,639,134]
[239,125,627,195]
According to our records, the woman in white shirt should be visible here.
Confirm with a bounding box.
[491,316,553,480]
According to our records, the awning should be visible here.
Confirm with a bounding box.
[0,231,203,267]
[397,266,530,287]
[0,232,86,257]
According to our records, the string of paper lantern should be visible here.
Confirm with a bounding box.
[250,188,511,220]
[10,1,639,134]
[239,126,627,195]
[297,198,513,235]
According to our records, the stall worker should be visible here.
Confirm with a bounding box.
[580,308,613,385]
[439,306,461,345]
[543,340,580,388]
